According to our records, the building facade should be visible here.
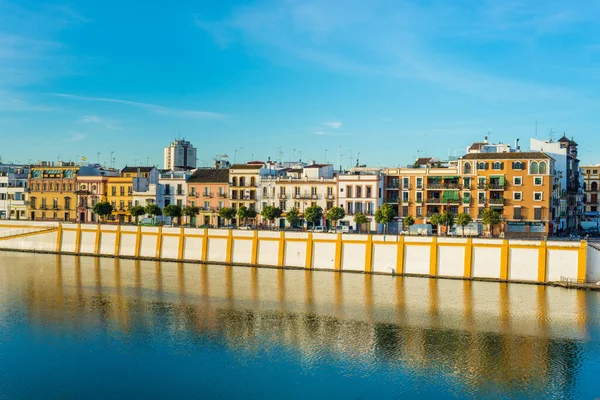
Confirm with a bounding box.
[163,139,197,171]
[186,169,230,227]
[229,163,264,212]
[0,164,29,220]
[75,165,117,223]
[157,170,190,209]
[28,163,79,222]
[337,169,384,232]
[581,165,600,217]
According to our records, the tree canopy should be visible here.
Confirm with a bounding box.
[482,208,501,236]
[218,207,236,223]
[325,207,345,226]
[403,215,415,228]
[129,205,145,224]
[145,204,162,217]
[286,207,300,228]
[237,205,249,224]
[456,212,472,236]
[92,202,113,222]
[163,204,182,225]
[305,205,324,227]
[374,204,395,233]
[353,212,369,233]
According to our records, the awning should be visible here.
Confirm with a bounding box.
[442,190,460,201]
[443,176,459,179]
[585,211,599,217]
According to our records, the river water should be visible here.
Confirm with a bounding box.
[0,252,599,399]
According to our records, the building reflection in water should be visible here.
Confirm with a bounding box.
[2,251,597,398]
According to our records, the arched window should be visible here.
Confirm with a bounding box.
[240,177,245,187]
[492,161,503,170]
[593,182,598,191]
[250,177,255,186]
[464,162,472,174]
[538,161,547,174]
[263,187,267,196]
[513,161,522,170]
[530,161,539,174]
[477,162,486,170]
[232,177,237,186]
[49,183,53,191]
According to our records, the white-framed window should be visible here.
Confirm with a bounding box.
[534,192,543,201]
[534,177,543,186]
[514,177,522,186]
[492,161,502,170]
[513,192,522,201]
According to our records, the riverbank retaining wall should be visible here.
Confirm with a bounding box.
[0,221,593,284]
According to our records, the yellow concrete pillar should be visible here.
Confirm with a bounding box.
[334,233,343,270]
[429,237,438,276]
[178,227,185,260]
[500,240,509,280]
[305,233,313,269]
[55,223,63,253]
[75,223,82,254]
[114,225,121,256]
[396,236,405,275]
[226,229,233,264]
[201,228,209,262]
[578,240,587,282]
[464,238,473,278]
[277,231,285,267]
[94,224,101,255]
[134,226,142,257]
[251,230,259,265]
[537,240,547,282]
[364,234,373,273]
[155,226,163,259]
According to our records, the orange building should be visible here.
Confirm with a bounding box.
[186,169,229,227]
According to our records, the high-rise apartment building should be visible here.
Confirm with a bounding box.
[163,139,197,171]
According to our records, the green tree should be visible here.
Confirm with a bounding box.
[92,201,113,223]
[403,215,415,230]
[182,205,200,226]
[482,208,501,237]
[218,207,236,225]
[246,208,257,225]
[305,205,324,229]
[374,203,395,234]
[456,212,472,237]
[441,210,455,236]
[145,204,162,225]
[353,212,369,233]
[261,205,275,228]
[325,206,346,228]
[129,205,145,224]
[429,213,443,235]
[237,205,248,225]
[286,207,300,228]
[163,204,182,225]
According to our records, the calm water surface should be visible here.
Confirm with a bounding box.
[0,252,599,399]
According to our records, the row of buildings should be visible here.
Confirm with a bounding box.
[0,134,593,238]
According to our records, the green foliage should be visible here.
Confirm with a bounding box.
[182,205,200,217]
[456,212,472,236]
[353,212,369,233]
[441,210,455,236]
[261,205,275,224]
[92,201,113,222]
[246,208,257,220]
[482,208,501,236]
[325,206,345,225]
[403,215,415,228]
[429,213,443,227]
[129,205,146,224]
[237,205,248,223]
[286,207,300,228]
[163,204,182,225]
[145,203,162,217]
[218,207,236,223]
[305,205,324,227]
[374,204,395,233]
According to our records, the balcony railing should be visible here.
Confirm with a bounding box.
[477,183,487,189]
[387,198,399,203]
[425,198,442,204]
[202,193,213,198]
[427,183,443,189]
[490,198,505,205]
[327,194,335,200]
[489,184,505,190]
[279,194,288,199]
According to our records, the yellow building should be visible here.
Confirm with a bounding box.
[106,176,133,224]
[28,163,79,222]
[384,152,555,237]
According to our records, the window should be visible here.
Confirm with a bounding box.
[530,161,539,174]
[120,186,125,196]
[204,201,210,209]
[513,207,521,219]
[119,200,125,210]
[263,187,268,196]
[250,177,255,186]
[464,162,472,174]
[401,206,409,216]
[346,186,353,198]
[366,186,372,198]
[177,184,183,195]
[513,192,522,201]
[347,202,353,214]
[402,177,409,189]
[219,201,224,209]
[280,187,286,195]
[534,177,542,186]
[534,208,542,220]
[463,177,471,189]
[592,182,598,191]
[295,202,300,208]
[239,177,245,187]
[416,178,423,189]
[112,187,116,196]
[327,187,334,196]
[356,186,362,198]
[232,177,237,186]
[311,187,317,196]
[478,192,485,203]
[191,187,197,196]
[416,192,423,202]
[512,161,523,170]
[402,192,409,202]
[478,207,484,218]
[477,162,488,170]
[327,201,333,209]
[514,177,522,186]
[534,192,543,201]
[492,162,503,170]
[280,201,286,210]
[539,161,547,174]
[177,199,182,208]
[463,207,470,215]
[416,206,422,217]
[594,170,598,175]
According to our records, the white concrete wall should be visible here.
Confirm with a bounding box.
[508,248,539,281]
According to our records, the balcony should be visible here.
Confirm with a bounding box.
[279,194,288,199]
[462,198,471,204]
[490,198,505,206]
[402,185,410,190]
[202,193,213,198]
[425,198,442,204]
[219,193,227,198]
[489,184,505,190]
[327,194,335,200]
[427,183,443,189]
[477,183,487,189]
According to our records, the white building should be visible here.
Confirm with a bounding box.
[157,170,191,209]
[467,136,514,154]
[163,139,197,171]
[258,163,336,229]
[0,164,29,220]
[337,168,384,233]
[131,167,160,208]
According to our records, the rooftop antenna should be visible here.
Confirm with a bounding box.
[356,152,360,167]
[277,147,283,164]
[292,148,296,162]
[548,129,555,142]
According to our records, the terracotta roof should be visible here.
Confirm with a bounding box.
[247,161,265,165]
[230,164,263,170]
[460,152,553,160]
[304,164,331,168]
[414,157,435,164]
[468,142,486,151]
[122,166,155,173]
[558,134,578,146]
[187,169,229,183]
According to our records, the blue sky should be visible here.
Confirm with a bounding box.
[1,0,600,169]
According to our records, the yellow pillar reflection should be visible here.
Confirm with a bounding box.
[200,264,209,298]
[395,276,406,325]
[499,283,511,333]
[463,281,475,333]
[177,262,185,300]
[251,267,259,302]
[277,269,285,306]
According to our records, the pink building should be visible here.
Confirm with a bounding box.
[186,169,229,227]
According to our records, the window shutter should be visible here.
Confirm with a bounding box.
[500,162,504,170]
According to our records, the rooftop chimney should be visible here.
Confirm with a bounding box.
[484,136,488,144]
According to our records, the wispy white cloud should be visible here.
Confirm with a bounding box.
[56,94,225,119]
[315,131,326,135]
[78,115,100,124]
[65,132,87,142]
[324,121,342,129]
